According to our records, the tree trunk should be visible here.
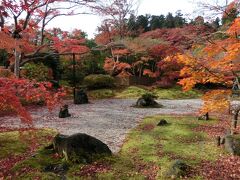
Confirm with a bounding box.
[205,112,209,120]
[232,112,238,129]
[232,119,237,129]
[14,49,20,78]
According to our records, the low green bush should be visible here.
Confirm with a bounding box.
[88,89,115,99]
[21,63,50,81]
[115,86,202,99]
[115,86,147,98]
[83,74,115,89]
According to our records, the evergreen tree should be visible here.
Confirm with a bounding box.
[165,13,175,28]
[127,14,137,31]
[159,15,166,28]
[136,14,150,32]
[174,10,186,27]
[212,17,220,29]
[150,15,161,30]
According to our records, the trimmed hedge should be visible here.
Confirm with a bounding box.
[83,74,115,89]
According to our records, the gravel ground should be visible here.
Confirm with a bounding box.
[0,99,204,153]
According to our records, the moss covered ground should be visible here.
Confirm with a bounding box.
[1,116,226,179]
[88,86,202,100]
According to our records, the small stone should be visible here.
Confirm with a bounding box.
[43,163,69,175]
[157,119,168,126]
[59,104,71,118]
[197,113,209,120]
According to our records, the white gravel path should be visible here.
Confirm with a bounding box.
[0,99,203,153]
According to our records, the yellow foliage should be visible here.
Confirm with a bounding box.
[200,90,231,114]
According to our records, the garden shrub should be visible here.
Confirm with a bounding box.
[88,89,115,99]
[141,92,158,103]
[60,58,85,86]
[115,86,148,98]
[21,63,50,81]
[0,69,14,78]
[83,74,115,89]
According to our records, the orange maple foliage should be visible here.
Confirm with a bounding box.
[0,31,16,51]
[143,69,157,78]
[103,57,131,76]
[222,0,239,23]
[175,17,240,113]
[112,49,131,56]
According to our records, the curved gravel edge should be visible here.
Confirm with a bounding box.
[1,99,204,153]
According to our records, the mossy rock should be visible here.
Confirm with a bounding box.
[157,119,168,126]
[165,160,190,178]
[134,93,163,108]
[53,133,112,163]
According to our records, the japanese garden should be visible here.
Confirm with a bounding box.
[0,0,240,179]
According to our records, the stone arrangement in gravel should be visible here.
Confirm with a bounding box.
[135,93,163,108]
[0,99,203,153]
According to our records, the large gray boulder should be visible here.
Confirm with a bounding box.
[53,133,112,163]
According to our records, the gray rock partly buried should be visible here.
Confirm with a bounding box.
[197,112,209,120]
[43,163,69,175]
[53,133,112,163]
[224,135,240,156]
[165,160,190,178]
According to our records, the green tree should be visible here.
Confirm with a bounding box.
[136,14,150,32]
[150,15,164,30]
[128,14,137,31]
[212,17,220,29]
[158,15,166,28]
[165,13,175,28]
[174,10,186,27]
[127,14,139,36]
